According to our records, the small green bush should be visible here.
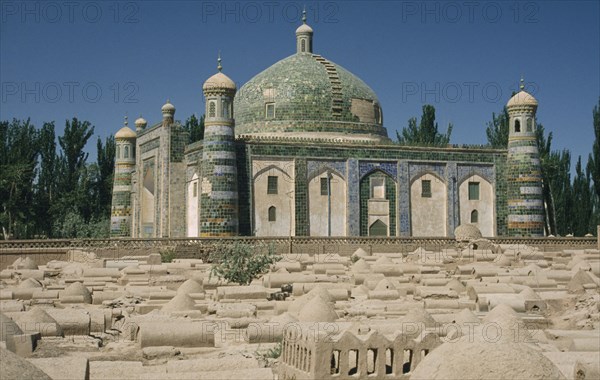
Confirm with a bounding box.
[209,241,280,285]
[160,248,176,263]
[264,341,282,359]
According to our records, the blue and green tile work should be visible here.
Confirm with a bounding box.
[199,64,239,237]
[506,82,545,236]
[110,19,546,238]
[110,118,136,237]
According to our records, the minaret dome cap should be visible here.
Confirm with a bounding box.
[134,116,147,126]
[507,78,538,108]
[296,23,313,34]
[203,53,236,93]
[161,100,175,113]
[115,126,136,139]
[296,7,313,34]
[203,72,236,92]
[507,91,538,108]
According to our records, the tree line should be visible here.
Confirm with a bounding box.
[1,101,597,239]
[0,115,204,239]
[397,100,600,236]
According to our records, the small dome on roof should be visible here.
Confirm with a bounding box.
[507,90,538,108]
[115,126,136,139]
[203,54,236,93]
[296,23,313,34]
[161,100,175,113]
[296,8,313,34]
[507,78,538,108]
[203,72,236,92]
[134,116,147,127]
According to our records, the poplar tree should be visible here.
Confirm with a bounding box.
[396,105,453,146]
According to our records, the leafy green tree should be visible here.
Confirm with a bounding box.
[34,122,57,237]
[184,114,205,143]
[51,118,95,237]
[536,123,557,235]
[572,156,594,236]
[548,150,574,236]
[0,119,40,239]
[58,118,94,192]
[1,116,116,239]
[587,98,600,231]
[588,177,600,233]
[95,136,116,218]
[209,242,280,285]
[396,105,453,146]
[485,107,510,148]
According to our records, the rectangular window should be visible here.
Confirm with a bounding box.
[193,182,198,197]
[265,103,275,118]
[371,177,385,199]
[421,180,432,198]
[267,176,278,194]
[268,206,276,222]
[469,182,480,200]
[320,177,329,196]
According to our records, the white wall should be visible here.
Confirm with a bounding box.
[186,174,199,237]
[308,171,346,236]
[141,166,155,237]
[459,174,495,237]
[253,159,295,236]
[411,173,447,237]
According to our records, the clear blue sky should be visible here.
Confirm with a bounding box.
[1,0,599,166]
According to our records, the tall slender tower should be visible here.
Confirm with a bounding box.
[200,56,239,237]
[296,8,313,54]
[506,79,545,236]
[110,117,137,237]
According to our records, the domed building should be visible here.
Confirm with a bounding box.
[110,17,544,239]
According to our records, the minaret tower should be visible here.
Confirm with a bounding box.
[506,78,545,236]
[161,99,175,125]
[296,8,313,53]
[110,116,137,237]
[134,115,147,133]
[200,55,239,236]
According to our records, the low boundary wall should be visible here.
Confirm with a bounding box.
[0,236,596,270]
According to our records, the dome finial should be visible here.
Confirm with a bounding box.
[302,5,307,23]
[520,75,525,91]
[124,115,128,127]
[217,51,222,72]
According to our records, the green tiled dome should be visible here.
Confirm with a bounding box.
[234,53,389,142]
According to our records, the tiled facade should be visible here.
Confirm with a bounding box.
[506,87,545,237]
[110,20,542,238]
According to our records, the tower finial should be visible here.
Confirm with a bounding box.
[217,51,222,72]
[520,75,525,91]
[302,5,307,23]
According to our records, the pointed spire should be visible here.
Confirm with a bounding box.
[519,76,525,91]
[217,51,222,72]
[302,5,307,23]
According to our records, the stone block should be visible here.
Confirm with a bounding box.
[6,332,40,357]
[28,357,90,380]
